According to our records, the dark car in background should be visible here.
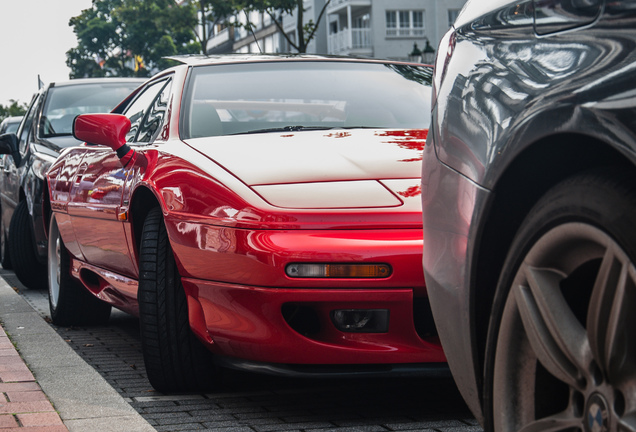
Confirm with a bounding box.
[422,0,636,431]
[0,117,23,257]
[0,78,143,287]
[0,116,23,135]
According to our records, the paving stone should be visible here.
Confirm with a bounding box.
[154,423,206,431]
[305,427,388,432]
[252,422,335,432]
[5,390,49,402]
[16,412,66,426]
[0,400,55,414]
[0,414,19,428]
[200,427,255,432]
[0,382,40,392]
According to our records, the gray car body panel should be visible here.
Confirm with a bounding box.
[423,0,636,423]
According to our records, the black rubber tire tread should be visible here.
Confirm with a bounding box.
[138,207,216,393]
[483,167,636,431]
[9,200,46,289]
[1,205,12,269]
[48,216,111,327]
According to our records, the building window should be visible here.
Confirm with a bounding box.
[354,13,371,29]
[386,10,425,38]
[281,31,297,53]
[264,35,275,53]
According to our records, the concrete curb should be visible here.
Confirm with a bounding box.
[0,277,155,432]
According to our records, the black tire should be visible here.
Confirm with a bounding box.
[1,205,11,269]
[9,200,46,289]
[48,213,111,326]
[484,168,636,432]
[138,207,216,393]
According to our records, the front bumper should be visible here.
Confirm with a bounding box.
[183,278,445,365]
[421,140,491,421]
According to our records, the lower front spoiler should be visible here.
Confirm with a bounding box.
[182,278,446,365]
[215,356,451,379]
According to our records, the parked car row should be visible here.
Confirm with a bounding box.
[3,0,633,426]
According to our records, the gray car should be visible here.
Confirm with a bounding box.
[0,116,23,135]
[0,78,143,287]
[422,1,636,431]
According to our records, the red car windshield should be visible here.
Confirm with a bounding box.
[181,61,432,139]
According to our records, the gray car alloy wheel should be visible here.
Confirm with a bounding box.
[493,222,635,432]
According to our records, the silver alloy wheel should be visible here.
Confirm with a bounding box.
[47,216,61,310]
[493,222,636,432]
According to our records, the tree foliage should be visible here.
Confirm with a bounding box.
[187,0,238,47]
[66,0,333,79]
[67,0,202,78]
[0,100,28,124]
[233,0,332,53]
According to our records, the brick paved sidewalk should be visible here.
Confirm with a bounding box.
[0,325,67,431]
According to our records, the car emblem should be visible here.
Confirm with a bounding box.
[586,394,609,432]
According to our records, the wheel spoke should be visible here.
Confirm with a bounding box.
[617,410,636,432]
[587,246,636,383]
[513,265,591,389]
[517,410,581,432]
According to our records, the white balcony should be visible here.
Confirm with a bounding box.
[328,27,372,55]
[206,27,231,52]
[327,0,372,15]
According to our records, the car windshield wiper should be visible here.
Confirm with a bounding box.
[229,125,335,135]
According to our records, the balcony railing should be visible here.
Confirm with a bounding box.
[206,27,231,51]
[328,28,372,54]
[386,28,426,38]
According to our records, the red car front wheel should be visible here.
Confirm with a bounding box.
[138,207,217,392]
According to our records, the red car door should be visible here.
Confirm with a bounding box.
[67,147,136,277]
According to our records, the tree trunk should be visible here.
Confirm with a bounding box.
[296,0,306,53]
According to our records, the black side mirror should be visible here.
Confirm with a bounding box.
[0,133,22,166]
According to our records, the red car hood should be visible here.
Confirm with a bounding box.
[184,128,427,209]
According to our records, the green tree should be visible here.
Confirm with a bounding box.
[67,0,202,78]
[233,0,332,53]
[0,100,28,124]
[179,0,238,50]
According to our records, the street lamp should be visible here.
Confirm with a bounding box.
[408,42,422,63]
[422,39,436,64]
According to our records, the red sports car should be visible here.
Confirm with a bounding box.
[42,55,445,392]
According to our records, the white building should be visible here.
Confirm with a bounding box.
[326,0,466,61]
[205,0,466,62]
[206,1,330,55]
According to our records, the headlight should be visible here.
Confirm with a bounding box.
[31,151,57,180]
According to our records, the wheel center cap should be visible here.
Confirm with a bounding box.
[585,393,610,432]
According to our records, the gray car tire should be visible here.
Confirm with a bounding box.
[1,205,11,269]
[9,200,47,289]
[484,168,636,432]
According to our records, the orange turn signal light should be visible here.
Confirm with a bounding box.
[285,263,391,278]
